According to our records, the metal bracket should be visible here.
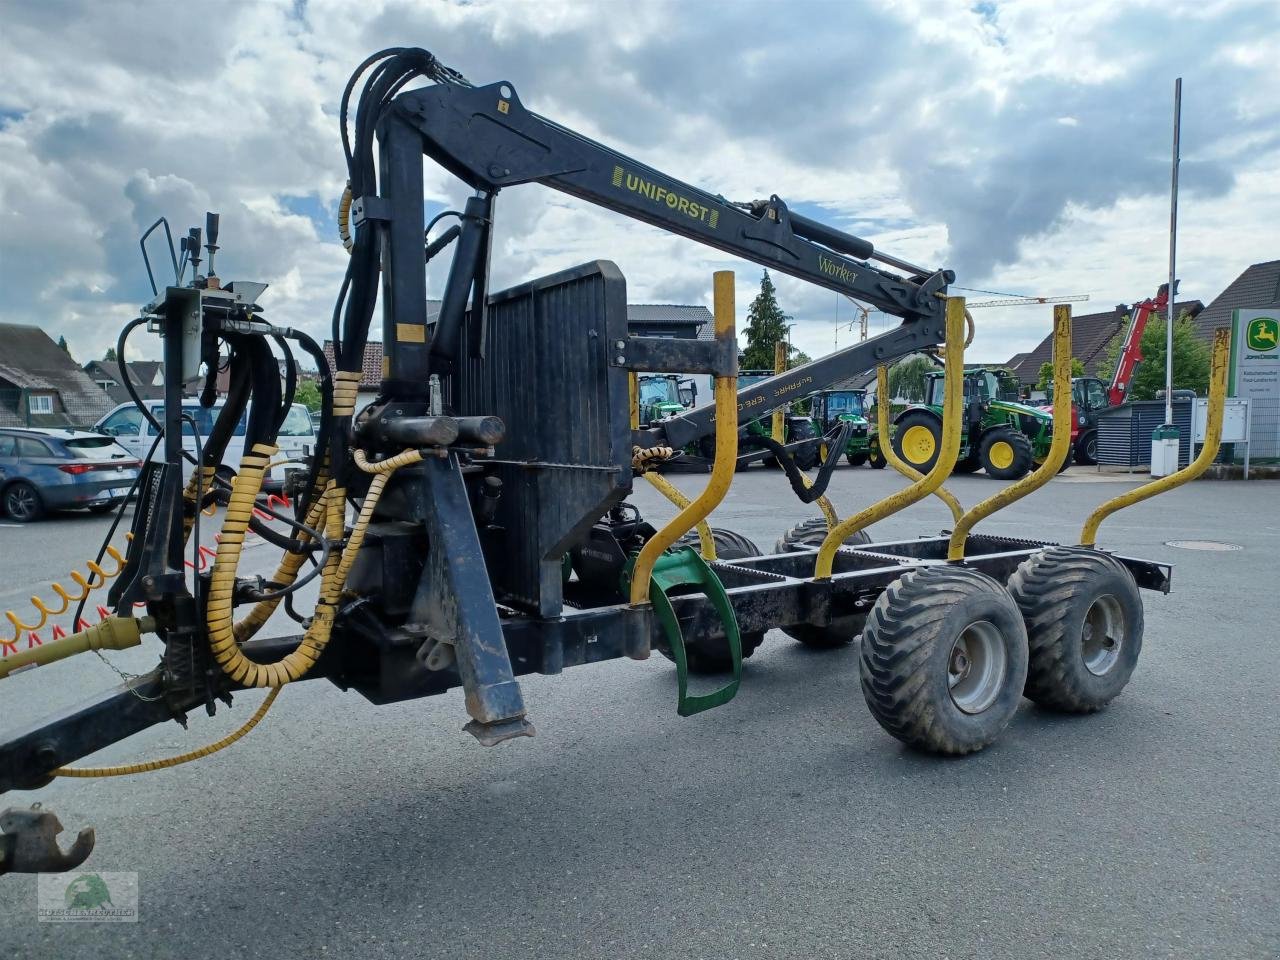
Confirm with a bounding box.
[618,335,738,377]
[0,805,95,876]
[351,195,394,228]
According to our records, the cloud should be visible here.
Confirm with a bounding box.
[0,0,1277,371]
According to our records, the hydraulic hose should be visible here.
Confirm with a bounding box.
[54,687,281,779]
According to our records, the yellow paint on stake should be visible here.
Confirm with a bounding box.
[946,304,1073,561]
[1079,327,1231,547]
[874,365,964,525]
[771,339,786,443]
[630,271,739,604]
[813,296,968,579]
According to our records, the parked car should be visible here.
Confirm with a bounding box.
[0,427,141,523]
[94,400,316,491]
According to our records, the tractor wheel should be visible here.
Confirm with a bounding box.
[788,419,820,471]
[845,451,868,467]
[892,411,942,473]
[979,428,1033,480]
[952,452,982,474]
[867,444,887,469]
[654,528,766,673]
[792,443,819,471]
[1074,429,1099,466]
[775,518,872,649]
[1007,547,1143,713]
[860,565,1029,755]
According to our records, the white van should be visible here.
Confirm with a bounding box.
[94,400,316,490]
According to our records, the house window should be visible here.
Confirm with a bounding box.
[27,394,54,415]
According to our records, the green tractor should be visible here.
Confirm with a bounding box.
[891,367,1053,480]
[807,389,872,465]
[636,374,698,427]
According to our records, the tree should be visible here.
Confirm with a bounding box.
[887,354,940,402]
[1097,310,1210,400]
[294,378,323,413]
[741,270,802,371]
[1036,357,1085,391]
[103,347,117,362]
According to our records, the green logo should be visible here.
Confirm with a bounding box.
[1246,315,1279,352]
[65,873,113,911]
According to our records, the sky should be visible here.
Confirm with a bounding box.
[1,0,1277,369]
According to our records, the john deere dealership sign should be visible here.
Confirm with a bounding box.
[1232,309,1280,457]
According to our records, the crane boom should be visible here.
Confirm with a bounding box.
[1109,283,1171,405]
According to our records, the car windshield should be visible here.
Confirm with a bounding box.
[639,379,679,405]
[279,405,314,437]
[827,392,864,416]
[64,437,120,458]
[994,374,1021,402]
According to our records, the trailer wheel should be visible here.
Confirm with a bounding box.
[1007,547,1143,712]
[845,451,868,467]
[657,528,766,672]
[979,428,1033,480]
[1074,430,1098,465]
[774,519,872,648]
[892,412,942,473]
[860,565,1029,754]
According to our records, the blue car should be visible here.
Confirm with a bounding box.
[0,427,141,523]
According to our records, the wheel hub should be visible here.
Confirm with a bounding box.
[988,440,1014,469]
[902,425,936,464]
[1081,593,1124,676]
[947,620,1007,714]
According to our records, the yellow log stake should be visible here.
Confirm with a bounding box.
[630,271,739,604]
[874,364,964,526]
[1079,327,1231,547]
[771,340,786,443]
[946,304,1074,561]
[629,371,639,430]
[813,296,968,578]
[643,472,717,560]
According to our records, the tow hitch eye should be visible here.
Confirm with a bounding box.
[0,805,95,875]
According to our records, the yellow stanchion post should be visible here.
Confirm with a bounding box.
[813,296,967,579]
[946,304,1074,560]
[771,340,786,443]
[874,364,964,525]
[1079,328,1231,547]
[630,271,739,604]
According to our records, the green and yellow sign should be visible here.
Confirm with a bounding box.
[1245,315,1278,352]
[1232,309,1280,458]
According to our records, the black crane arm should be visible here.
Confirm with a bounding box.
[398,79,947,319]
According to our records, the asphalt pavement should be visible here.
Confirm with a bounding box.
[0,466,1277,959]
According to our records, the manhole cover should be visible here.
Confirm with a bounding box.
[1164,539,1243,552]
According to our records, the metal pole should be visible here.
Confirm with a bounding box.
[1166,77,1182,426]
